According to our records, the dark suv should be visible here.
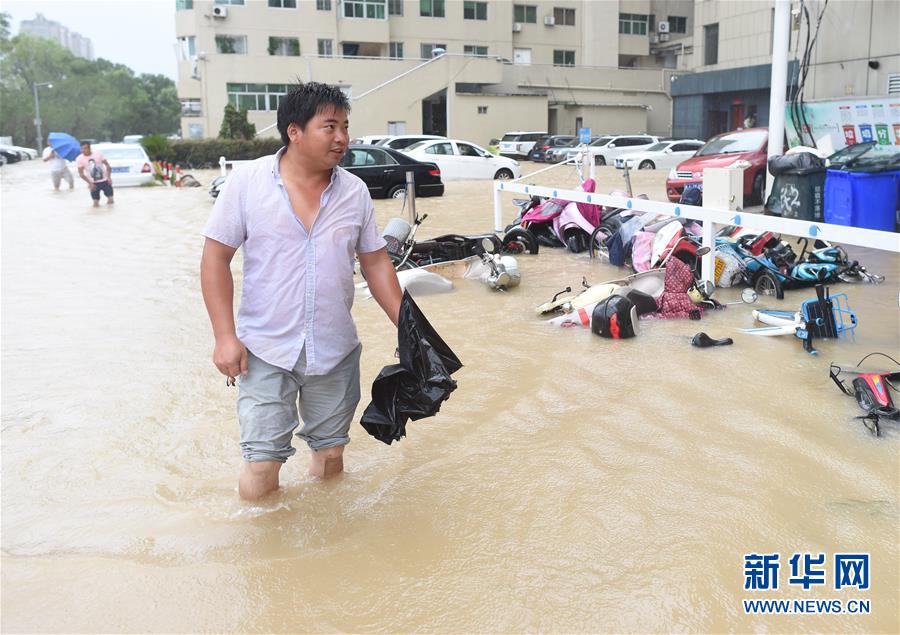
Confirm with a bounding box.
[529,135,576,162]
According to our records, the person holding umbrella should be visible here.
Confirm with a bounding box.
[74,140,114,207]
[42,145,74,191]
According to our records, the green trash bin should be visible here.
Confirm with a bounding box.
[765,167,827,221]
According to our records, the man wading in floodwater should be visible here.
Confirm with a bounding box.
[200,82,402,501]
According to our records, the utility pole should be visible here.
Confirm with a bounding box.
[766,0,791,197]
[32,81,53,152]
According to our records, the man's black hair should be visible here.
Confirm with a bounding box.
[80,140,91,146]
[277,81,351,145]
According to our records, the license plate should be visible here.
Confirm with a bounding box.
[112,166,129,173]
[684,182,703,192]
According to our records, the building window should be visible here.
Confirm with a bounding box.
[888,73,900,96]
[704,23,719,65]
[667,15,687,34]
[420,43,446,58]
[268,0,296,7]
[215,35,247,54]
[388,0,403,15]
[420,0,445,18]
[176,36,196,61]
[553,7,575,26]
[463,1,487,20]
[180,99,202,116]
[389,41,404,58]
[318,38,334,56]
[176,0,193,10]
[477,105,488,114]
[463,45,488,56]
[316,0,331,10]
[344,0,386,19]
[268,36,299,56]
[214,0,244,4]
[618,13,648,35]
[342,43,360,56]
[227,83,289,111]
[513,4,536,23]
[553,49,575,66]
[187,123,204,139]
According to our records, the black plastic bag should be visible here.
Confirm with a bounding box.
[360,290,462,445]
[768,152,825,175]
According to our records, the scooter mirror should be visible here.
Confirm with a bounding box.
[695,246,711,257]
[480,238,495,253]
[741,288,759,303]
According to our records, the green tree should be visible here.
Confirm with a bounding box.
[218,103,256,140]
[0,34,181,146]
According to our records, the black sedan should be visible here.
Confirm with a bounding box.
[339,144,444,199]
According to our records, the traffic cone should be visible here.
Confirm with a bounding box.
[175,165,182,188]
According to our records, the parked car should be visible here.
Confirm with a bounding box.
[569,134,659,166]
[376,134,446,150]
[403,138,521,180]
[498,131,547,159]
[122,135,144,144]
[614,139,705,170]
[10,145,38,159]
[351,134,392,145]
[0,144,23,165]
[93,142,154,186]
[339,144,444,198]
[665,128,770,203]
[544,136,601,163]
[528,135,575,162]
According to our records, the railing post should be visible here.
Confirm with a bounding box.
[701,220,716,284]
[493,182,503,233]
[219,156,226,177]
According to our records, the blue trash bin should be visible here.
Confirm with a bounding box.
[824,168,900,231]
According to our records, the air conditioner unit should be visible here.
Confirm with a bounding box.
[212,5,228,18]
[658,20,669,33]
[544,15,555,26]
[650,34,659,44]
[512,22,523,32]
[659,33,670,42]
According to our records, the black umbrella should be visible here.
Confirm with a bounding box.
[360,290,462,445]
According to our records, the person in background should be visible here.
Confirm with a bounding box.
[75,141,114,207]
[743,112,758,129]
[43,145,74,191]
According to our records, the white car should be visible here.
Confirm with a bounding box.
[498,131,546,159]
[403,139,521,180]
[94,143,153,187]
[351,134,392,145]
[376,134,446,151]
[568,134,659,166]
[614,139,705,170]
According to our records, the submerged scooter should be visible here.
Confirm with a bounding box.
[829,352,900,436]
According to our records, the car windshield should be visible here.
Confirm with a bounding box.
[560,138,580,148]
[405,141,428,152]
[646,142,670,152]
[101,148,146,159]
[501,134,520,142]
[696,130,767,156]
[590,137,613,147]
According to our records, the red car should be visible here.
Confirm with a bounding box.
[666,128,769,203]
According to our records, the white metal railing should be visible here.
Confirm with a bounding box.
[219,155,252,176]
[492,180,900,283]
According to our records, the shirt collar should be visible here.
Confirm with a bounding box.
[272,146,340,190]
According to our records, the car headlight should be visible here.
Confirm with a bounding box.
[727,159,752,169]
[668,167,677,179]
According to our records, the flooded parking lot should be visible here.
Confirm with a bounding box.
[2,158,898,632]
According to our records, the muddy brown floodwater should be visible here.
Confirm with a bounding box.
[2,158,898,633]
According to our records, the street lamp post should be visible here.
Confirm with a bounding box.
[32,81,53,153]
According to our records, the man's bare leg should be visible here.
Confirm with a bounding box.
[309,446,344,479]
[107,197,115,205]
[239,460,282,501]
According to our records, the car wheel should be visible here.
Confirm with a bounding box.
[594,156,606,166]
[638,160,655,170]
[494,168,514,180]
[751,171,766,204]
[388,184,407,199]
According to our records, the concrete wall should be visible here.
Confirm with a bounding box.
[453,94,548,147]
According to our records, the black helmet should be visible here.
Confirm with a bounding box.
[591,295,639,339]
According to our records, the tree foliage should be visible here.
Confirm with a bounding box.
[0,33,181,146]
[218,103,256,140]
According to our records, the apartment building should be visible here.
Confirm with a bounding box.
[175,0,687,144]
[19,13,95,60]
[672,0,900,140]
